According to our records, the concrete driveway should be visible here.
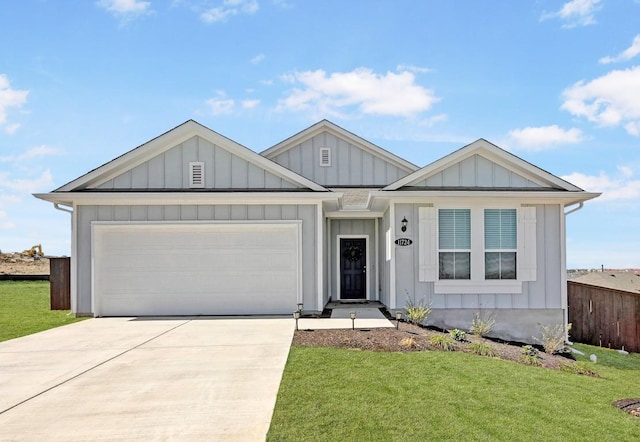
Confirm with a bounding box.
[0,317,294,441]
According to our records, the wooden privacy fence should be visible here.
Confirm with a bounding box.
[50,257,70,310]
[568,281,640,353]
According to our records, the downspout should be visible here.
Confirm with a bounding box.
[54,203,73,215]
[53,202,75,314]
[562,201,584,342]
[564,201,583,216]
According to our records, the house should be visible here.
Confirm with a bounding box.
[35,120,599,342]
[568,272,640,352]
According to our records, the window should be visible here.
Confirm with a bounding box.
[419,205,536,293]
[438,209,471,279]
[484,209,517,279]
[319,147,331,167]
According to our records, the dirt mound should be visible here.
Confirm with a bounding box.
[0,253,50,275]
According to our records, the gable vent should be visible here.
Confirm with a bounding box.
[320,147,331,167]
[189,162,205,188]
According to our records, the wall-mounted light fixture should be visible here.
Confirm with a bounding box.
[401,216,408,232]
[297,302,304,313]
[349,311,356,330]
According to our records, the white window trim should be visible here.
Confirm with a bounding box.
[419,203,536,294]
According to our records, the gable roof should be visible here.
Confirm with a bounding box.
[261,119,419,174]
[383,138,584,191]
[55,120,328,192]
[571,271,640,295]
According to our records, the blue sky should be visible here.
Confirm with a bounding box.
[1,0,639,268]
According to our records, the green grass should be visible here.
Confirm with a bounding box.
[268,345,640,441]
[0,281,85,342]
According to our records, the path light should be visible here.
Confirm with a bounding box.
[293,311,300,331]
[297,302,304,313]
[350,311,356,330]
[396,311,402,330]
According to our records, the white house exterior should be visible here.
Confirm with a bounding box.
[35,120,599,342]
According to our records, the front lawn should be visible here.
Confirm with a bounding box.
[0,281,84,342]
[268,343,640,441]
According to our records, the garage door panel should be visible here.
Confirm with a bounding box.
[93,223,300,316]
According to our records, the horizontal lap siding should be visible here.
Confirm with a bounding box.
[76,204,317,314]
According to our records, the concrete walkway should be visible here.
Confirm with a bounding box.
[0,317,294,441]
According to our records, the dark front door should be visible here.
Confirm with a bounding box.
[340,238,366,299]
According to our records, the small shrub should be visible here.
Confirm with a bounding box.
[559,361,600,377]
[536,323,571,354]
[400,336,417,349]
[405,298,432,325]
[470,342,496,357]
[430,335,456,351]
[520,345,541,366]
[469,310,497,337]
[449,328,467,342]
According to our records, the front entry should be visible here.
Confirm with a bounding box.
[339,237,367,299]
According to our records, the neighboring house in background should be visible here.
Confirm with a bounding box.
[568,272,640,352]
[35,120,599,343]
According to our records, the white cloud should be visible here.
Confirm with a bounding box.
[561,66,640,136]
[562,169,640,201]
[599,35,640,64]
[200,0,259,23]
[0,211,15,230]
[508,125,584,151]
[241,99,260,109]
[617,165,633,178]
[278,67,439,118]
[0,74,28,131]
[97,0,152,21]
[0,169,54,194]
[396,64,432,74]
[0,145,62,163]
[540,0,601,28]
[419,113,447,127]
[206,97,234,115]
[250,53,265,64]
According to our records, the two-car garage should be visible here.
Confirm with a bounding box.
[91,222,301,316]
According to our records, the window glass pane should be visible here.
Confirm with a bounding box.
[501,210,517,249]
[439,252,470,280]
[484,209,516,249]
[485,252,500,279]
[501,252,517,279]
[439,252,454,279]
[439,209,470,249]
[485,252,517,279]
[454,252,471,279]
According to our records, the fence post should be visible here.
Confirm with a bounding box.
[50,257,70,310]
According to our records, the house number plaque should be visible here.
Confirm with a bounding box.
[395,238,413,246]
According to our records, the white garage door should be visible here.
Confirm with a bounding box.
[92,222,301,316]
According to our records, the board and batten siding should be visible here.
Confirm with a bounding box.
[95,136,302,190]
[269,131,411,187]
[392,203,563,310]
[408,155,547,188]
[75,204,318,314]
